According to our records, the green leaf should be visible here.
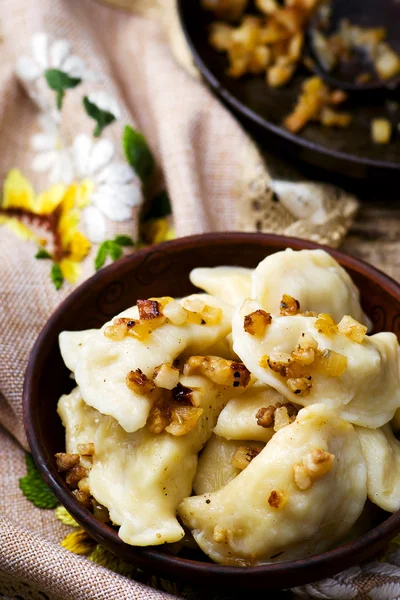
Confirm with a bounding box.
[141,191,171,223]
[35,248,52,260]
[95,242,109,271]
[19,453,58,509]
[51,262,64,290]
[83,96,116,137]
[122,125,155,184]
[45,69,82,110]
[114,235,134,247]
[108,241,122,261]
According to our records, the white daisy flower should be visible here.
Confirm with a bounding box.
[72,135,142,243]
[30,114,75,185]
[86,91,121,120]
[16,32,97,114]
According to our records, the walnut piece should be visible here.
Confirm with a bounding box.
[72,489,92,508]
[183,356,251,388]
[280,294,300,316]
[55,452,80,473]
[165,406,204,436]
[126,369,156,395]
[256,402,297,428]
[65,464,87,489]
[268,490,285,508]
[213,525,229,543]
[287,376,313,396]
[77,443,94,456]
[137,299,163,321]
[153,363,180,390]
[231,446,262,470]
[243,309,272,335]
[294,448,335,490]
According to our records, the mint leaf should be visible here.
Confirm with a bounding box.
[95,242,109,271]
[83,96,116,137]
[19,453,58,509]
[122,125,154,184]
[45,69,82,110]
[51,262,64,290]
[35,248,52,259]
[114,235,134,247]
[141,191,171,223]
[108,241,122,261]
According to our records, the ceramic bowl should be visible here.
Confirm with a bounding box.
[23,233,400,591]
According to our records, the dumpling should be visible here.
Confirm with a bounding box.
[193,435,265,495]
[232,299,400,428]
[59,329,97,373]
[190,267,252,306]
[87,374,247,546]
[214,383,289,443]
[178,404,367,566]
[355,424,400,513]
[73,294,233,433]
[252,248,367,324]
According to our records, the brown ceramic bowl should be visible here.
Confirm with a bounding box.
[23,233,400,591]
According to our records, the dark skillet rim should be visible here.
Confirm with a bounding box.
[23,232,400,584]
[176,0,400,174]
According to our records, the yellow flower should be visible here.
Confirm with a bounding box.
[60,529,96,555]
[69,231,91,262]
[2,169,66,215]
[0,215,43,244]
[142,218,175,245]
[60,258,81,284]
[75,179,95,209]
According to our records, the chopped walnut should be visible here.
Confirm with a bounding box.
[166,406,204,436]
[256,402,297,428]
[92,500,110,523]
[260,352,293,376]
[280,294,300,316]
[147,403,171,435]
[183,356,251,388]
[126,369,156,395]
[213,525,228,543]
[77,477,91,494]
[232,446,262,470]
[172,382,202,407]
[153,363,180,390]
[72,489,92,508]
[77,443,94,456]
[65,464,87,489]
[268,490,285,508]
[291,333,318,366]
[243,310,272,335]
[287,376,313,396]
[294,448,335,490]
[104,317,135,341]
[55,452,80,473]
[137,299,163,321]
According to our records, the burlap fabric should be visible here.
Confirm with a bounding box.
[0,0,398,599]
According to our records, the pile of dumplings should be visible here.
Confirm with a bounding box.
[56,248,400,567]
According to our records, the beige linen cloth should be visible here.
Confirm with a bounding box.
[0,1,398,599]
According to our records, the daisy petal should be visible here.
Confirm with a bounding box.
[72,134,92,179]
[88,139,115,176]
[82,205,107,243]
[59,151,75,185]
[37,113,58,135]
[87,91,121,119]
[31,151,57,173]
[93,190,133,222]
[32,32,49,70]
[31,133,57,151]
[15,56,42,81]
[96,162,135,185]
[62,55,86,79]
[96,182,142,208]
[50,39,70,69]
[49,159,63,184]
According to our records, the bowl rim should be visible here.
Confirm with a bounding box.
[23,232,400,585]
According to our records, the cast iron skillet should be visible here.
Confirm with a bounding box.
[23,233,400,591]
[177,0,400,181]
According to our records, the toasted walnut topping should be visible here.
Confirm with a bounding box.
[213,525,228,544]
[314,313,337,336]
[268,490,285,509]
[256,402,298,429]
[77,477,91,494]
[172,382,202,407]
[243,310,272,335]
[293,464,312,490]
[294,448,335,490]
[287,376,313,396]
[153,363,180,390]
[55,452,80,473]
[292,333,318,366]
[126,369,156,395]
[137,299,163,320]
[77,443,94,456]
[232,446,262,470]
[280,294,300,316]
[183,356,251,388]
[65,464,87,489]
[163,300,188,325]
[104,317,135,341]
[147,403,171,435]
[260,352,293,376]
[338,315,367,343]
[92,500,110,523]
[72,489,92,508]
